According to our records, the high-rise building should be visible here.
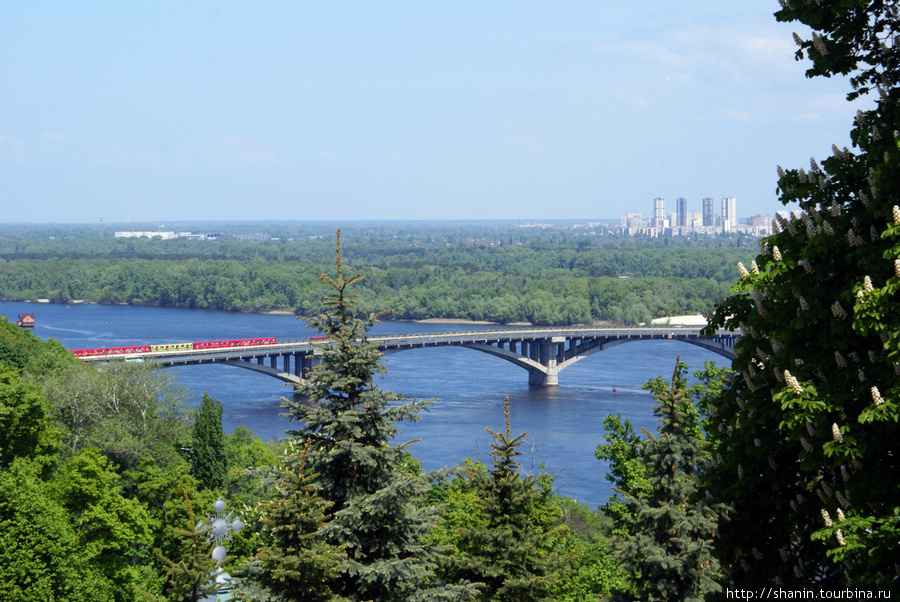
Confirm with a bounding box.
[622,210,642,231]
[652,197,665,229]
[702,197,714,226]
[676,197,688,227]
[722,196,737,229]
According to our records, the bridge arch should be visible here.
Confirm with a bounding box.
[382,335,736,386]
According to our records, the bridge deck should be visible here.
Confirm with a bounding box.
[79,326,738,386]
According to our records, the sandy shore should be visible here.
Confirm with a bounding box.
[415,318,499,325]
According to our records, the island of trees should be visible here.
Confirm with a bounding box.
[1,2,898,599]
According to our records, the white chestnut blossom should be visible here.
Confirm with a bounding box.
[773,246,783,261]
[835,351,847,368]
[871,386,884,405]
[803,260,814,275]
[836,490,850,508]
[822,508,833,526]
[738,262,749,278]
[832,423,843,443]
[831,301,848,319]
[785,370,802,394]
[811,33,827,56]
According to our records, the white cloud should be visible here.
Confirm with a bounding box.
[90,144,161,167]
[179,135,285,168]
[43,132,72,143]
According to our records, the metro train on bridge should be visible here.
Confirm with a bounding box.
[70,337,278,358]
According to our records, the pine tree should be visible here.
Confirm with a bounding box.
[137,488,222,602]
[612,358,726,601]
[191,394,226,491]
[445,397,567,601]
[703,1,900,586]
[234,440,346,602]
[282,230,476,601]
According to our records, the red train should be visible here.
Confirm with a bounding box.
[70,337,277,358]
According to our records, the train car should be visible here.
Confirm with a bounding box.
[149,342,194,352]
[71,345,152,358]
[193,337,277,350]
[71,337,277,358]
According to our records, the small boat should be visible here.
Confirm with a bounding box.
[17,313,35,328]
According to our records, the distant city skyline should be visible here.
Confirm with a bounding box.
[1,2,874,223]
[619,195,770,236]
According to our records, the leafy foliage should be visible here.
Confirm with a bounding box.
[703,0,900,585]
[0,366,58,471]
[0,459,111,602]
[50,447,156,600]
[37,361,191,470]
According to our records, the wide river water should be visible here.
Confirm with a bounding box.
[2,300,725,510]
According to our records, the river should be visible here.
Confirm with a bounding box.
[1,300,725,510]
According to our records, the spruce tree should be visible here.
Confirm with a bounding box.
[445,397,566,601]
[137,488,222,602]
[234,441,346,602]
[282,230,476,601]
[191,394,226,491]
[703,1,900,586]
[611,358,726,601]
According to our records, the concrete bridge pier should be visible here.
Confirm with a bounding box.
[299,353,320,380]
[526,337,564,386]
[528,359,558,386]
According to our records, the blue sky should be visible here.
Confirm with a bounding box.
[0,1,871,224]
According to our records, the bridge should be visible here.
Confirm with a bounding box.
[81,326,738,387]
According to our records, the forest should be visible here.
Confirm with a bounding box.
[0,222,754,325]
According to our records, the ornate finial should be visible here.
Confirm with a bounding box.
[206,497,243,564]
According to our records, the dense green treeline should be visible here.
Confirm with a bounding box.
[0,224,753,324]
